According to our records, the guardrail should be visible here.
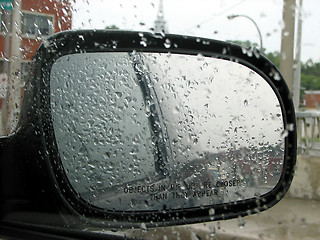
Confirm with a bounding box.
[296,111,320,154]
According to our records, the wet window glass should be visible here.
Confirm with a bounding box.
[0,0,319,239]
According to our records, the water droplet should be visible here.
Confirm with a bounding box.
[280,129,289,138]
[140,39,147,47]
[217,222,221,230]
[209,208,215,217]
[112,41,117,49]
[115,92,122,98]
[274,72,281,81]
[103,152,111,159]
[300,218,307,227]
[237,216,245,228]
[242,47,247,55]
[62,8,68,16]
[287,123,294,131]
[209,225,216,236]
[173,106,180,114]
[140,222,148,232]
[191,232,200,240]
[197,53,204,61]
[306,59,314,67]
[88,164,96,169]
[164,39,171,48]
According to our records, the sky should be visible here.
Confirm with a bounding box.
[72,0,320,63]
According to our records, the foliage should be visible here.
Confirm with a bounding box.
[264,51,280,69]
[301,74,320,90]
[302,60,320,76]
[300,61,320,90]
[228,40,320,91]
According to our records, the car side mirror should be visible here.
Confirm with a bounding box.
[2,30,296,228]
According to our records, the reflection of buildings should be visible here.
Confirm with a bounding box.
[154,0,168,33]
[0,0,72,108]
[204,145,284,186]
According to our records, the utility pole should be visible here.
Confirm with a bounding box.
[1,9,11,134]
[3,9,11,74]
[293,0,303,110]
[4,0,22,134]
[279,0,296,94]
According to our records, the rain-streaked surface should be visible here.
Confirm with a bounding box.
[50,52,285,211]
[0,0,318,239]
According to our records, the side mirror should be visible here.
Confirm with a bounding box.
[2,30,296,228]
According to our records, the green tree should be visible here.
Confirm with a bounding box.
[264,51,280,69]
[228,40,320,91]
[300,74,320,90]
[301,60,320,76]
[227,40,280,67]
[300,60,320,90]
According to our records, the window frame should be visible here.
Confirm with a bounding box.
[22,11,55,37]
[0,11,2,32]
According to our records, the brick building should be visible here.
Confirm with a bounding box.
[0,0,72,106]
[305,90,320,109]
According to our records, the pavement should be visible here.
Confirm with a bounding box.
[126,197,320,240]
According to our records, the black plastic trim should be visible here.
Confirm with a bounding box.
[2,30,297,229]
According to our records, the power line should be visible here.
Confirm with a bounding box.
[182,0,248,33]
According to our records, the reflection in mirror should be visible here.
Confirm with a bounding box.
[50,52,285,211]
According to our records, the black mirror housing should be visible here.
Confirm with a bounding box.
[1,30,296,229]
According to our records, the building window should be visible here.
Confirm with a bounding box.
[23,13,53,36]
[21,62,31,85]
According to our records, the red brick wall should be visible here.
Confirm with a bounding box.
[21,0,72,60]
[0,0,73,107]
[305,92,320,109]
[0,0,72,61]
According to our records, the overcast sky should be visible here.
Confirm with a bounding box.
[72,0,320,62]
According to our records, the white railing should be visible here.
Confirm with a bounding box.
[296,111,320,154]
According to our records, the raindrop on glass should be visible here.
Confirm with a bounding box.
[140,222,148,232]
[237,216,245,228]
[164,39,171,48]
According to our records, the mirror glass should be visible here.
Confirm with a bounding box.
[50,52,285,211]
